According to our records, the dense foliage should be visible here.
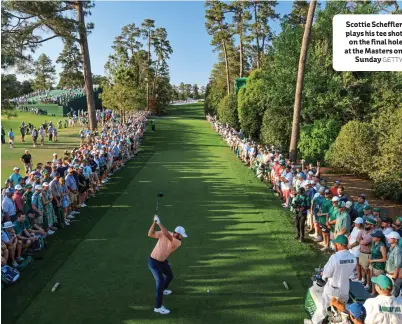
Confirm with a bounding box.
[204,0,402,200]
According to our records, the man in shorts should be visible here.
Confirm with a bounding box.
[21,150,32,174]
[358,218,376,288]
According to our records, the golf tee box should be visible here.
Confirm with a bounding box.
[333,14,402,71]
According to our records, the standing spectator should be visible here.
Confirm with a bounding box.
[9,167,22,185]
[385,231,402,298]
[349,217,365,283]
[49,173,64,226]
[41,182,57,233]
[309,187,325,242]
[369,230,387,296]
[13,185,24,214]
[31,127,38,147]
[59,177,73,225]
[2,189,17,222]
[20,150,32,174]
[77,167,88,208]
[334,201,351,238]
[392,217,402,239]
[353,195,366,220]
[39,126,45,146]
[20,125,26,142]
[357,218,376,287]
[329,180,341,196]
[280,165,293,208]
[65,167,79,214]
[317,189,332,251]
[7,128,15,148]
[1,126,6,144]
[292,187,310,243]
[337,186,348,203]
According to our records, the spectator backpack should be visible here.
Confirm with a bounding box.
[33,235,45,251]
[1,265,20,284]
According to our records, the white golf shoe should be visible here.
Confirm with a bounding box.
[154,305,170,314]
[163,290,172,295]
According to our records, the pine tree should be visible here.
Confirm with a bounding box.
[33,54,56,90]
[57,39,84,88]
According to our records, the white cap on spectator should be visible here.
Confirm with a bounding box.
[35,185,42,190]
[386,231,401,240]
[53,153,57,156]
[332,196,340,202]
[308,171,314,175]
[15,185,23,190]
[354,217,364,224]
[318,187,325,193]
[345,201,353,209]
[42,182,49,187]
[13,167,20,171]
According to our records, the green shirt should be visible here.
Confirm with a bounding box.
[318,199,332,226]
[371,241,386,270]
[385,245,402,274]
[329,206,338,232]
[13,220,26,235]
[335,211,351,235]
[23,191,33,213]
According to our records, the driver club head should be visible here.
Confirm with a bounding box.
[157,192,164,198]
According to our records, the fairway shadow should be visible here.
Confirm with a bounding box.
[10,104,327,324]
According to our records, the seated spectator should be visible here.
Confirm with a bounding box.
[1,221,23,267]
[13,213,37,249]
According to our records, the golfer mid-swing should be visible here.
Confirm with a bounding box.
[148,214,187,314]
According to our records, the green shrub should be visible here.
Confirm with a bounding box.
[217,93,239,129]
[325,120,377,175]
[237,69,266,139]
[298,119,341,162]
[370,107,402,201]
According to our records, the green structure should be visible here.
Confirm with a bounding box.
[19,88,103,117]
[235,77,248,93]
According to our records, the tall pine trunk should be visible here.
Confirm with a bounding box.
[75,1,97,130]
[222,39,231,95]
[146,32,151,111]
[289,0,316,162]
[239,27,244,77]
[253,3,260,69]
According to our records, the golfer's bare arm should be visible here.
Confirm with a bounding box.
[148,222,158,238]
[158,223,173,242]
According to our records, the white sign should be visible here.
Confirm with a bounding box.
[333,14,402,71]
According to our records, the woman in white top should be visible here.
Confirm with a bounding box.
[348,217,365,282]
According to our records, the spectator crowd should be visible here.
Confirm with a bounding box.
[2,110,150,274]
[207,115,402,323]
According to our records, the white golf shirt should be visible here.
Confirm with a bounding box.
[322,249,356,299]
[363,295,402,324]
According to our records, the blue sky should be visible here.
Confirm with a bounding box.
[14,1,294,86]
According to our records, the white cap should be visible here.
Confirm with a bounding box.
[354,217,364,224]
[53,153,57,156]
[308,171,314,175]
[386,231,401,240]
[174,226,187,238]
[42,182,49,187]
[331,196,340,202]
[15,184,23,190]
[345,201,353,209]
[13,167,20,171]
[35,185,42,190]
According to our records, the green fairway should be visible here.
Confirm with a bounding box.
[4,104,325,324]
[1,112,81,184]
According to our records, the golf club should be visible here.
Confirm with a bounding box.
[155,192,164,213]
